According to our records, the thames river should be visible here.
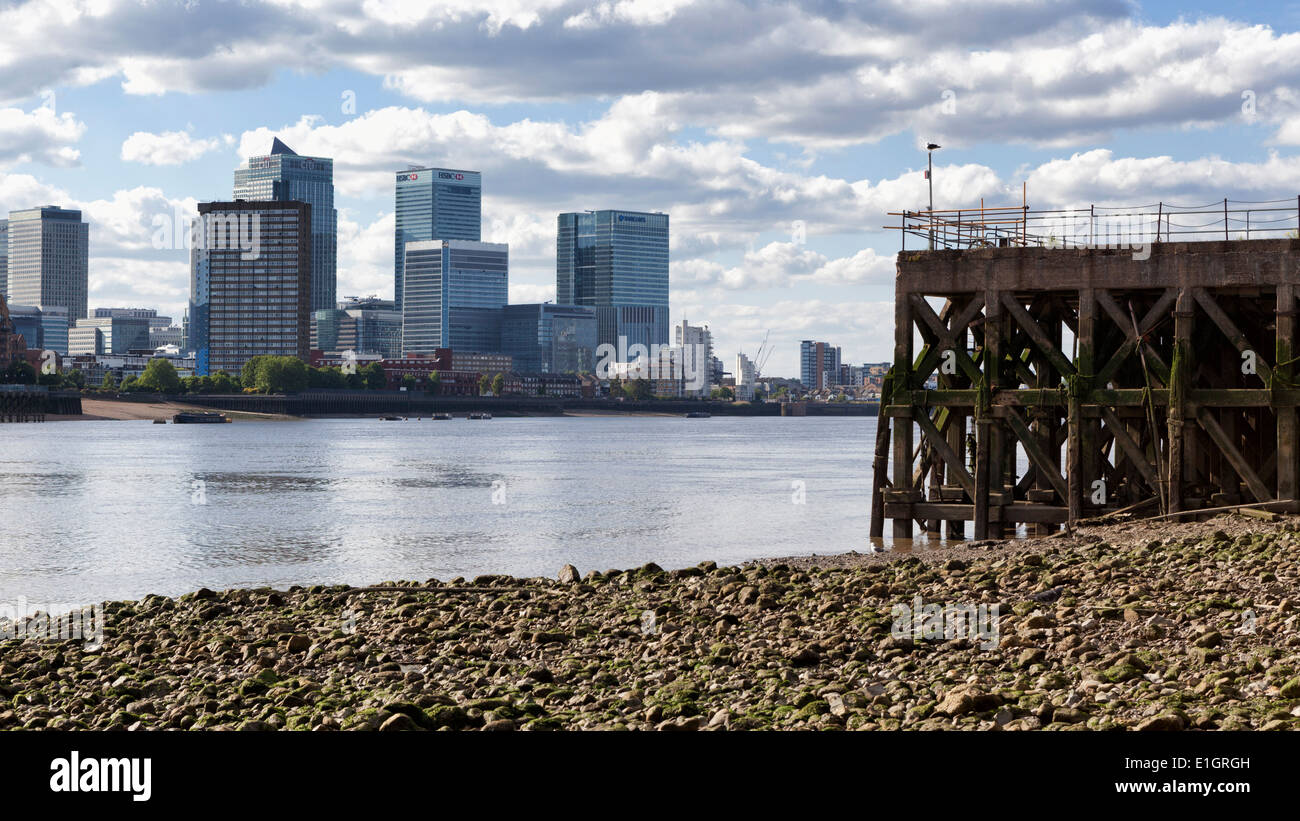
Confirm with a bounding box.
[0,416,876,612]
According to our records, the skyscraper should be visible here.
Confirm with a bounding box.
[394,167,482,311]
[0,219,8,299]
[401,240,507,355]
[190,201,311,376]
[234,138,337,311]
[5,206,89,321]
[800,340,842,391]
[557,209,669,351]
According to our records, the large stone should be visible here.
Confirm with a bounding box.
[557,564,581,584]
[1135,714,1184,731]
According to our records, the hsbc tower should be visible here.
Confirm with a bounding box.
[394,167,482,312]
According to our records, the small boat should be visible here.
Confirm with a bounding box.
[152,419,166,424]
[173,411,231,424]
[432,413,452,420]
[379,415,402,421]
[467,412,493,420]
[685,411,711,419]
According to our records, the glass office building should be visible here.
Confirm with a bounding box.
[501,303,598,374]
[6,304,68,355]
[234,138,337,311]
[68,314,150,355]
[312,297,402,358]
[401,240,506,355]
[190,201,311,376]
[556,209,669,350]
[394,167,481,311]
[5,206,89,321]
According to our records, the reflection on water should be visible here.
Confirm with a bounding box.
[2,416,903,612]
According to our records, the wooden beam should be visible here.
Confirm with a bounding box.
[1194,287,1273,387]
[1098,405,1160,491]
[915,409,976,498]
[1003,406,1069,500]
[1195,407,1273,502]
[1002,293,1075,379]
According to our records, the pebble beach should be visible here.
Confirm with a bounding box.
[3,514,1300,731]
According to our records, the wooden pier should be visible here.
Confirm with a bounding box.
[871,236,1300,540]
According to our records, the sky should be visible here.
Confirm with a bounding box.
[4,0,1300,377]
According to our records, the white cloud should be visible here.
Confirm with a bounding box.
[0,105,85,167]
[120,130,223,165]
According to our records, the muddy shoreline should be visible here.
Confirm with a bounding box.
[2,514,1298,731]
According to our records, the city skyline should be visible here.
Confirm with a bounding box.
[5,3,1300,376]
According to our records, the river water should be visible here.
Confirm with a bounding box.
[0,416,879,611]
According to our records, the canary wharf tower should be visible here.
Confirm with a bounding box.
[394,167,482,311]
[234,138,337,311]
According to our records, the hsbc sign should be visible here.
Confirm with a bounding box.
[396,173,419,181]
[438,172,464,180]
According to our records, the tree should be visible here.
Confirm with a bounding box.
[309,366,345,389]
[119,375,138,392]
[101,370,118,391]
[424,370,441,395]
[61,369,85,390]
[37,370,61,387]
[492,372,504,395]
[211,371,237,394]
[243,355,309,393]
[710,386,735,401]
[361,362,386,390]
[624,378,652,401]
[1,360,37,385]
[137,358,182,393]
[478,373,491,395]
[240,356,264,391]
[400,374,417,391]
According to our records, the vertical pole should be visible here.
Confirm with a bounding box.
[1069,289,1094,525]
[1224,198,1229,241]
[892,291,914,539]
[1277,284,1297,507]
[1168,288,1192,514]
[928,151,934,250]
[984,289,1004,538]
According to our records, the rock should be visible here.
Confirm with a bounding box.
[1194,630,1223,649]
[787,645,821,667]
[707,709,730,728]
[1052,707,1088,724]
[482,719,515,731]
[936,685,1002,716]
[825,692,847,717]
[1278,678,1300,699]
[1016,648,1046,668]
[379,713,420,732]
[1135,714,1184,731]
[238,720,274,731]
[557,564,581,584]
[286,634,311,653]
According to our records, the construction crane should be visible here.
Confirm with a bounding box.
[752,329,773,379]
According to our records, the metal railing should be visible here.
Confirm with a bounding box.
[886,197,1300,252]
